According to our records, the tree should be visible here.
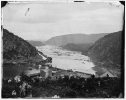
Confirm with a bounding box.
[107,74,109,78]
[91,74,95,79]
[20,72,31,82]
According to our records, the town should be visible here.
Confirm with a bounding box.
[2,55,121,98]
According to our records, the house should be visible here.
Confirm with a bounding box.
[27,66,52,79]
[39,66,59,80]
[54,70,67,79]
[95,68,115,78]
[38,66,94,80]
[36,61,45,66]
[52,70,92,79]
[74,71,92,78]
[51,71,58,80]
[44,63,52,67]
[95,68,106,78]
[100,71,115,77]
[28,73,40,78]
[51,70,73,79]
[14,75,21,82]
[40,69,46,78]
[45,57,52,63]
[40,66,52,78]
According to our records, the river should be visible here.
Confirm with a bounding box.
[36,45,95,74]
[3,45,95,79]
[3,66,40,79]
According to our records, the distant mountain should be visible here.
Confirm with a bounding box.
[45,33,109,46]
[27,40,45,46]
[88,31,123,70]
[61,43,93,54]
[3,28,45,63]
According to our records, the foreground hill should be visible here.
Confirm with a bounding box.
[45,33,109,46]
[61,43,93,54]
[88,31,123,71]
[3,28,44,63]
[27,40,45,46]
[3,75,121,98]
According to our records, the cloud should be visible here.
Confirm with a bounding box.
[4,2,123,23]
[3,2,124,40]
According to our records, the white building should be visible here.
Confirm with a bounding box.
[14,76,21,82]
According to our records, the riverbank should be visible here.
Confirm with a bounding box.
[36,45,96,75]
[2,57,123,98]
[90,60,121,78]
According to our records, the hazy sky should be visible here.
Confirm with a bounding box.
[3,1,124,41]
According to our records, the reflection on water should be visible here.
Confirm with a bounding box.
[3,66,40,79]
[3,45,95,78]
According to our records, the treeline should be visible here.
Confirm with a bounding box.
[61,43,93,55]
[88,31,122,69]
[2,73,122,98]
[32,76,121,98]
[27,40,45,46]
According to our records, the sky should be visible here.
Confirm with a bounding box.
[3,1,124,41]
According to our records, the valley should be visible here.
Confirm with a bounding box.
[2,2,124,98]
[36,45,95,74]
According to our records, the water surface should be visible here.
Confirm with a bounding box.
[3,45,96,79]
[36,45,95,74]
[3,66,40,79]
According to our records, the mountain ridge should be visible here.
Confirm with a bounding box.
[3,28,44,63]
[44,33,109,46]
[61,43,93,54]
[87,31,123,75]
[27,40,45,46]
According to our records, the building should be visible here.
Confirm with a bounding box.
[44,63,52,67]
[51,71,58,80]
[28,73,40,78]
[74,71,92,78]
[40,66,52,78]
[100,71,115,77]
[95,68,115,78]
[40,69,46,78]
[14,75,21,82]
[54,70,67,79]
[52,70,92,79]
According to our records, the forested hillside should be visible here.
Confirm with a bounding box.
[61,43,93,55]
[88,31,123,70]
[27,40,45,46]
[3,28,43,63]
[45,33,108,46]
